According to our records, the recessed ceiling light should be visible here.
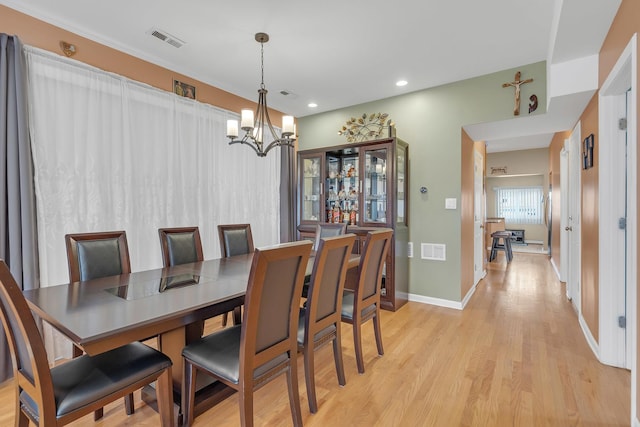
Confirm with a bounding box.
[308,103,318,108]
[396,80,408,87]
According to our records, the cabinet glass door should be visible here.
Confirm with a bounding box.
[397,144,407,225]
[363,147,388,223]
[301,155,322,222]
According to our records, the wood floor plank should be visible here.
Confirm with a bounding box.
[0,252,630,426]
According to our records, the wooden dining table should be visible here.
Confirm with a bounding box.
[23,251,360,420]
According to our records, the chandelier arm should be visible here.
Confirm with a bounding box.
[263,138,295,156]
[229,138,263,156]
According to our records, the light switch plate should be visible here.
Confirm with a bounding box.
[445,198,457,209]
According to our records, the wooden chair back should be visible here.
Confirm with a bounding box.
[158,226,204,267]
[65,231,130,282]
[241,240,311,374]
[217,224,254,258]
[313,223,347,251]
[356,229,393,306]
[306,234,356,336]
[0,261,58,423]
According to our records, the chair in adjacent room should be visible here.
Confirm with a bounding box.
[341,228,393,374]
[158,226,204,267]
[217,223,254,325]
[0,260,175,427]
[181,240,312,427]
[65,230,135,418]
[298,233,356,413]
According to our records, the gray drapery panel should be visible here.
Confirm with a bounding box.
[0,34,40,382]
[279,146,296,242]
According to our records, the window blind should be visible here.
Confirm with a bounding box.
[495,186,544,224]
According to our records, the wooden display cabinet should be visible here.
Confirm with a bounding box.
[297,137,409,311]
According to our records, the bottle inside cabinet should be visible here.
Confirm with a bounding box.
[325,154,358,223]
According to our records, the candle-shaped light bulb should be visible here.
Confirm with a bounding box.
[241,109,254,130]
[226,120,238,138]
[282,115,294,135]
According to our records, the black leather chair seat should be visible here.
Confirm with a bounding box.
[182,325,289,385]
[20,342,171,419]
[296,309,336,345]
[341,290,376,321]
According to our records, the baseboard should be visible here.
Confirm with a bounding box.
[579,313,600,360]
[550,258,561,281]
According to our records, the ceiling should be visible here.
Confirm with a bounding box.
[2,0,622,152]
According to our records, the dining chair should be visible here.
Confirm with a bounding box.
[181,240,312,427]
[217,223,254,257]
[0,260,175,427]
[158,226,204,267]
[301,222,348,299]
[298,233,356,413]
[341,228,393,374]
[312,222,347,251]
[65,230,135,418]
[217,223,254,325]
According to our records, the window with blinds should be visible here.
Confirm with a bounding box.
[495,186,544,224]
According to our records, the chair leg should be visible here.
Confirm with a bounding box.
[373,310,384,356]
[286,361,303,427]
[352,321,365,374]
[17,408,29,427]
[232,306,242,325]
[124,392,135,415]
[182,361,197,427]
[221,311,228,327]
[332,332,346,386]
[303,346,318,413]
[93,407,104,421]
[239,387,255,427]
[156,367,175,427]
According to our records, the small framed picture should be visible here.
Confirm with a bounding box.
[173,80,196,99]
[582,133,594,170]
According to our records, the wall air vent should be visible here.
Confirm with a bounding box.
[147,28,186,48]
[421,243,446,261]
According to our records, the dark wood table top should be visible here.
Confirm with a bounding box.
[23,256,252,355]
[23,252,360,356]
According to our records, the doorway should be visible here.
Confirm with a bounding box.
[598,34,636,374]
[560,122,581,310]
[474,150,485,286]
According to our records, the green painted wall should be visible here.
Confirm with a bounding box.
[297,61,546,302]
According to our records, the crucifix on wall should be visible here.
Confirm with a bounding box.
[502,71,533,116]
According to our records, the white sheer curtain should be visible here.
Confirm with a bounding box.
[25,47,281,360]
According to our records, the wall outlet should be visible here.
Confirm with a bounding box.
[408,242,413,258]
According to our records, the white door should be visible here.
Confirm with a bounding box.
[560,145,569,283]
[565,123,581,310]
[598,34,637,371]
[474,150,485,285]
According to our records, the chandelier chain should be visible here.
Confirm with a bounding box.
[260,41,265,89]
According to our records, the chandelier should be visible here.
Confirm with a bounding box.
[226,33,295,157]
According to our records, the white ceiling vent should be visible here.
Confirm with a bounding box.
[421,243,446,261]
[147,28,185,48]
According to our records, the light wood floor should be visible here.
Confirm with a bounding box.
[0,252,630,426]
